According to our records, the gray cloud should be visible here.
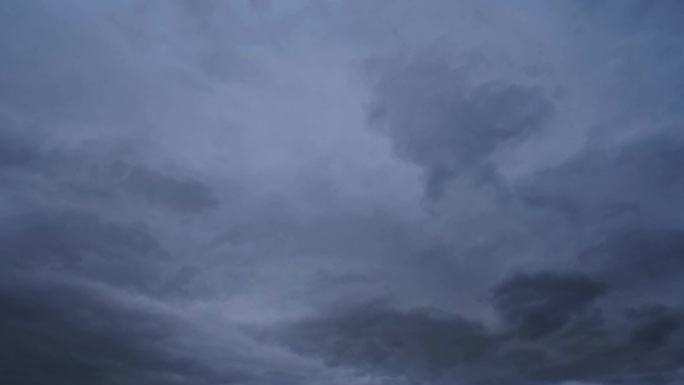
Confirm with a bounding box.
[2,0,684,384]
[366,53,554,200]
[117,163,219,213]
[0,275,224,385]
[627,305,684,348]
[492,272,607,340]
[0,132,35,168]
[0,210,168,293]
[272,298,684,385]
[271,302,498,384]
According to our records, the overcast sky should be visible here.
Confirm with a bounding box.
[1,1,684,384]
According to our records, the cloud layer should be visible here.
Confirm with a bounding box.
[2,1,684,384]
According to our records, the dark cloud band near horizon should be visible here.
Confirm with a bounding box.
[2,1,684,384]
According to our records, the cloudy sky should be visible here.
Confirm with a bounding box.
[1,1,684,384]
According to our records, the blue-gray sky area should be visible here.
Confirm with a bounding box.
[1,1,684,384]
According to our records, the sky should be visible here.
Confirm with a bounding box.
[1,1,684,384]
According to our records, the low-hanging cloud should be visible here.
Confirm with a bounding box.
[2,0,684,384]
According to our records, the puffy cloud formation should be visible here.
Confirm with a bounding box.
[2,1,684,384]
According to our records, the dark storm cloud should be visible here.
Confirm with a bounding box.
[0,209,333,384]
[3,0,684,384]
[366,53,554,200]
[351,2,684,382]
[492,272,606,340]
[627,305,684,348]
[0,274,287,385]
[273,302,497,383]
[585,227,684,290]
[0,210,167,293]
[512,126,684,315]
[117,163,219,213]
[0,274,190,384]
[272,291,684,385]
[0,139,219,215]
[518,130,684,231]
